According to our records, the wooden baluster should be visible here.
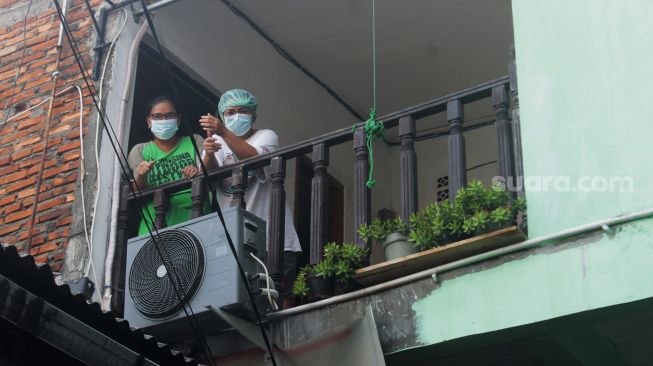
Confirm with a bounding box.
[447,99,467,199]
[153,189,168,230]
[509,59,525,200]
[492,84,515,195]
[191,176,206,219]
[353,126,371,261]
[230,166,246,209]
[267,157,286,289]
[399,116,418,222]
[111,183,131,315]
[310,143,329,264]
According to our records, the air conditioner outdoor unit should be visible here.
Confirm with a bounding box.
[124,208,268,341]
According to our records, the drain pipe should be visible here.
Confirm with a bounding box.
[268,207,653,319]
[26,0,69,252]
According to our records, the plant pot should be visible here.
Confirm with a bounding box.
[440,233,462,246]
[475,222,510,236]
[334,280,361,295]
[383,232,418,260]
[307,274,333,302]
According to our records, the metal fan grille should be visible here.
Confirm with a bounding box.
[129,229,205,318]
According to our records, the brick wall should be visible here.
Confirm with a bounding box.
[0,0,102,272]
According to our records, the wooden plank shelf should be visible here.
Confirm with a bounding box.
[354,226,526,286]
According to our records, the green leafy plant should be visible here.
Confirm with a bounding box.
[291,266,310,298]
[407,180,526,251]
[292,242,369,297]
[357,217,409,243]
[312,259,335,278]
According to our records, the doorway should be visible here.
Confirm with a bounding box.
[128,42,219,151]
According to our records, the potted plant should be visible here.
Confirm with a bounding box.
[408,180,527,250]
[292,242,368,302]
[357,217,417,260]
[305,259,335,302]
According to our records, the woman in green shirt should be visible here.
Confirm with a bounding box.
[127,96,206,235]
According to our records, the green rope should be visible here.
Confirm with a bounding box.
[363,109,383,188]
[353,0,383,189]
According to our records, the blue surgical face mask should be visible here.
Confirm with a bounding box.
[150,118,178,140]
[224,114,252,136]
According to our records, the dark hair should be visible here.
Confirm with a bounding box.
[147,95,177,114]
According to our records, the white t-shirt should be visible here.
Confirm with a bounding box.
[208,129,302,253]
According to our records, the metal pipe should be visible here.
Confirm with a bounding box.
[25,0,68,252]
[267,206,653,319]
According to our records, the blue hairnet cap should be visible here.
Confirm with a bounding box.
[217,89,258,117]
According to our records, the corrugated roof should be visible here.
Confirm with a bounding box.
[0,244,199,366]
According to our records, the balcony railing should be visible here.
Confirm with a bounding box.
[111,70,523,312]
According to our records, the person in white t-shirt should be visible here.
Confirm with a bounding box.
[200,88,302,309]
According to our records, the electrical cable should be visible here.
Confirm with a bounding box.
[220,0,365,122]
[137,2,278,364]
[51,3,217,364]
[250,253,278,311]
[88,7,129,278]
[73,84,103,302]
[1,0,34,131]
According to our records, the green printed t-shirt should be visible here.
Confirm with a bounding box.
[138,136,196,235]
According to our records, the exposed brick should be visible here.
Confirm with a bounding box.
[57,139,80,153]
[0,0,101,271]
[26,159,57,175]
[0,170,28,184]
[53,251,66,261]
[4,209,31,224]
[33,253,48,264]
[0,129,29,144]
[3,202,21,213]
[30,242,57,255]
[23,76,51,91]
[47,228,69,241]
[0,195,16,206]
[55,215,73,227]
[11,147,32,161]
[5,176,37,193]
[51,174,77,187]
[62,151,80,162]
[41,161,79,179]
[37,206,71,223]
[0,224,21,236]
[36,196,66,213]
[17,187,36,199]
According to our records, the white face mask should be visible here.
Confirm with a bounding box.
[150,118,178,140]
[224,114,252,136]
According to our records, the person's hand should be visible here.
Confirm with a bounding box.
[204,134,222,154]
[199,113,225,136]
[136,160,155,179]
[181,165,200,179]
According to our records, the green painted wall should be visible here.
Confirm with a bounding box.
[512,0,653,237]
[413,218,653,345]
[410,0,653,348]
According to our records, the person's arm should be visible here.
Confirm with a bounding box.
[127,143,154,191]
[200,131,223,170]
[199,114,257,160]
